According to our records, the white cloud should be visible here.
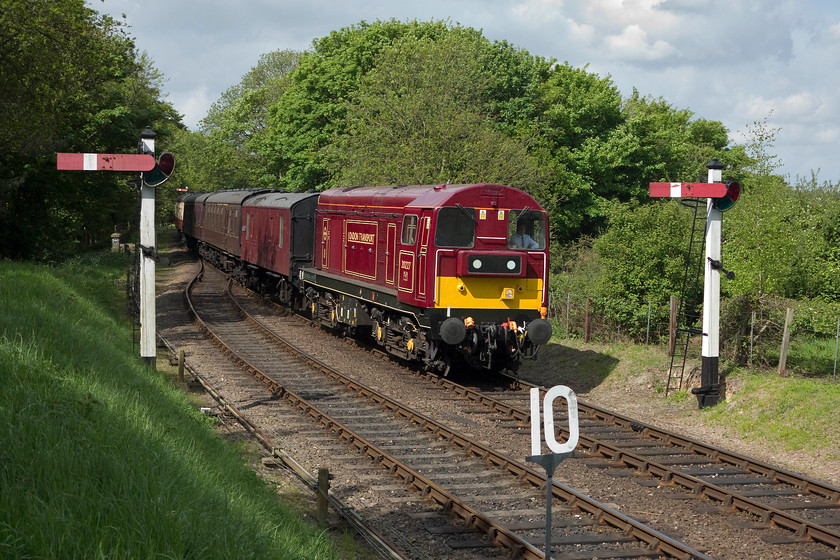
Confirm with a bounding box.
[586,0,678,30]
[175,87,212,130]
[603,24,675,60]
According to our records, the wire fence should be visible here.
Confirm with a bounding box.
[548,293,840,382]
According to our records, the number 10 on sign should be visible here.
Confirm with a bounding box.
[530,386,579,456]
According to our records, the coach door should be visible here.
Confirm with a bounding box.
[320,217,331,269]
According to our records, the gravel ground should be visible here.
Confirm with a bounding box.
[155,240,840,560]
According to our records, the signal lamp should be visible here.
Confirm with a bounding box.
[713,181,740,212]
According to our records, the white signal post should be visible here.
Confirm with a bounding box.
[648,159,733,408]
[698,160,725,407]
[57,127,173,369]
[138,126,157,368]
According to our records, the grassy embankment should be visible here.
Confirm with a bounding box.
[0,252,366,559]
[528,336,840,463]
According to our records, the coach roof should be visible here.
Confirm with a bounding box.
[244,191,319,208]
[201,190,268,206]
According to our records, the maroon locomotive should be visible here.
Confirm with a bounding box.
[176,183,552,374]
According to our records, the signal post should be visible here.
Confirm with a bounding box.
[649,159,740,408]
[57,126,174,368]
[138,127,158,368]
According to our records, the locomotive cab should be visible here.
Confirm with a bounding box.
[430,203,551,372]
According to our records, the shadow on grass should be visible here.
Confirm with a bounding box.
[518,340,621,393]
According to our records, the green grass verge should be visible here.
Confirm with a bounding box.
[704,368,840,456]
[0,253,356,559]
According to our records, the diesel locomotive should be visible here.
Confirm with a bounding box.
[176,183,553,374]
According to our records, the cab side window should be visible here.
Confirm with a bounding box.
[401,215,418,245]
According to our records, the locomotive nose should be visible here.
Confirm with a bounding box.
[526,318,552,346]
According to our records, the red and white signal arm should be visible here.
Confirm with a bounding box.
[57,153,156,172]
[649,182,728,198]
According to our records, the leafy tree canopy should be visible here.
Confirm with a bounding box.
[0,0,181,260]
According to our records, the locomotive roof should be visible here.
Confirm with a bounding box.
[317,184,542,211]
[244,191,319,208]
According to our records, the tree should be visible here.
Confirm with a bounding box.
[263,20,486,191]
[723,115,810,298]
[592,199,692,334]
[199,49,301,189]
[324,33,543,188]
[0,0,180,260]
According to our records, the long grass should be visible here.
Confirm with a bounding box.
[0,253,351,559]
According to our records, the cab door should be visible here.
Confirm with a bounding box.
[320,217,332,270]
[397,211,430,304]
[415,214,431,302]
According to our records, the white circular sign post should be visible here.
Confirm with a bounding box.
[526,385,579,559]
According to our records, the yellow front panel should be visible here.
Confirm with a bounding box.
[437,276,544,310]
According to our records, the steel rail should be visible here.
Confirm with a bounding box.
[414,371,840,549]
[168,266,408,560]
[183,272,546,559]
[220,279,711,560]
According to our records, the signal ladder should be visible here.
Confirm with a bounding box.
[665,199,707,396]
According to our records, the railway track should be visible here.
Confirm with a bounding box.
[155,251,840,559]
[237,284,840,560]
[180,263,709,559]
[228,269,840,557]
[474,380,840,551]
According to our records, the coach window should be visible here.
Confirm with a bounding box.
[435,206,476,248]
[245,213,251,240]
[402,214,418,245]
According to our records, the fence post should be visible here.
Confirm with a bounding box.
[177,349,185,383]
[668,296,677,357]
[646,302,652,345]
[777,308,794,376]
[317,467,330,524]
[584,296,591,343]
[833,318,839,383]
[565,294,570,338]
[749,311,755,367]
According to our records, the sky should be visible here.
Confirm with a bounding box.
[91,0,840,183]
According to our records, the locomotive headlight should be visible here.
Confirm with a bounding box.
[506,260,516,271]
[501,287,515,300]
[472,258,483,269]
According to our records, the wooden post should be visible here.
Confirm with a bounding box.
[778,307,794,376]
[317,467,330,524]
[177,349,185,383]
[584,296,591,343]
[668,296,678,357]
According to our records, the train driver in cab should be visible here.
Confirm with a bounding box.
[509,218,539,249]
